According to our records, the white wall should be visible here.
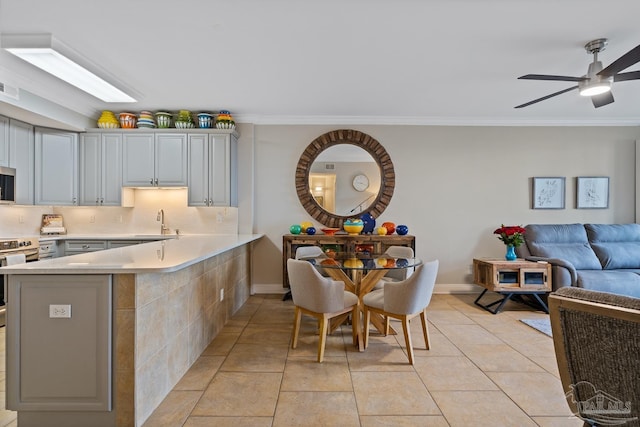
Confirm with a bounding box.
[252,125,640,291]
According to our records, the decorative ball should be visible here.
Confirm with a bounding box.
[382,222,396,235]
[300,221,313,233]
[376,226,388,235]
[396,225,409,235]
[290,224,302,235]
[306,227,316,235]
[360,212,376,234]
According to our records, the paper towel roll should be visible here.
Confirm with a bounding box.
[4,253,26,265]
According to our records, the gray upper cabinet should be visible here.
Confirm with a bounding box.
[9,119,35,205]
[122,133,187,187]
[35,128,78,206]
[0,116,8,167]
[80,133,123,206]
[187,132,237,207]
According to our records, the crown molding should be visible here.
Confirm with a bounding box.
[235,114,640,127]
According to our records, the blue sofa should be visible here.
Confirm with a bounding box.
[516,223,640,298]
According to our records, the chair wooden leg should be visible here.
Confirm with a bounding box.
[351,304,359,347]
[401,315,414,365]
[420,309,430,350]
[292,306,302,349]
[318,315,329,362]
[363,307,371,349]
[384,316,390,335]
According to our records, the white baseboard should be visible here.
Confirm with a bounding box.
[251,283,481,295]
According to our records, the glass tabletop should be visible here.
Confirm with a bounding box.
[305,252,422,271]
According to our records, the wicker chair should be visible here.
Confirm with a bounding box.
[549,287,640,427]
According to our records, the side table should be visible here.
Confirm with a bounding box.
[473,258,552,314]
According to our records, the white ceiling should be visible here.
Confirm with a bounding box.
[1,0,640,128]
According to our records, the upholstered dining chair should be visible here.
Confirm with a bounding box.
[287,258,359,362]
[362,260,439,364]
[549,287,640,427]
[373,246,415,290]
[295,245,326,260]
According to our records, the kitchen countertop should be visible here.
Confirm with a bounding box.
[37,234,180,241]
[1,234,263,274]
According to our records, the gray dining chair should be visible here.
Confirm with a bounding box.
[287,258,359,362]
[362,260,439,364]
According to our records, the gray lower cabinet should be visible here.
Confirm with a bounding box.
[6,274,112,411]
[64,240,107,255]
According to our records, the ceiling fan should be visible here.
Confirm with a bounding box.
[515,38,640,108]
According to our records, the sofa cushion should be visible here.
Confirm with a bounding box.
[585,224,640,269]
[576,270,640,299]
[525,224,602,270]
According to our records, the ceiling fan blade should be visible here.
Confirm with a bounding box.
[591,91,614,108]
[598,43,640,77]
[518,74,585,82]
[514,86,578,108]
[614,71,640,82]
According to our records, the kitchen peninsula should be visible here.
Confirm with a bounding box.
[1,233,262,427]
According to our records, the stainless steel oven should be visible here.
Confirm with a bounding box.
[0,237,39,327]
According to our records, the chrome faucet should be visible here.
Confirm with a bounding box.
[157,209,169,235]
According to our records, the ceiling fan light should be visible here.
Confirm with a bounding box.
[579,84,611,97]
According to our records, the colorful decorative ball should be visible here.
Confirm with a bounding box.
[290,224,302,235]
[300,221,313,233]
[382,222,396,235]
[396,224,409,235]
[360,212,376,234]
[376,226,388,235]
[306,227,316,235]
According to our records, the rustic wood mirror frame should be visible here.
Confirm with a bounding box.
[295,129,395,228]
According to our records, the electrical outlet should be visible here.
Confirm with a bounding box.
[18,215,24,224]
[118,215,123,223]
[216,213,223,223]
[90,215,96,223]
[220,289,224,301]
[49,304,72,318]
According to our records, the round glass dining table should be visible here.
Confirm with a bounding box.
[305,252,423,351]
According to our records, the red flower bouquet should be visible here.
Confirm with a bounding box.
[494,225,526,247]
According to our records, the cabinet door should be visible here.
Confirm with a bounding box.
[101,133,122,205]
[0,116,8,167]
[209,134,237,206]
[187,134,209,206]
[35,128,78,206]
[9,119,34,205]
[156,133,187,186]
[122,133,155,186]
[79,133,101,205]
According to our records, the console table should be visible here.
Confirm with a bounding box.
[282,234,415,288]
[473,258,552,314]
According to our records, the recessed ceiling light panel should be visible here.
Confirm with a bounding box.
[1,33,136,103]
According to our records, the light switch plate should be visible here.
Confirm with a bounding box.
[49,304,72,318]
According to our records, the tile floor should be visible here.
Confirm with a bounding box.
[141,293,584,427]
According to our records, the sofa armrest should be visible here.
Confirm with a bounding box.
[525,256,577,288]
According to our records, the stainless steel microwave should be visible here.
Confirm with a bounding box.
[0,166,16,204]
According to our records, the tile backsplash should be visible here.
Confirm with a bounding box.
[0,188,238,237]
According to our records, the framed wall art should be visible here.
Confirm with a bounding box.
[532,177,566,209]
[576,176,609,209]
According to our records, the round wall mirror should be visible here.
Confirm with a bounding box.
[295,129,395,228]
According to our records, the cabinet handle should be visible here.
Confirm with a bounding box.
[150,178,154,185]
[100,198,104,204]
[155,178,159,186]
[73,197,77,205]
[208,199,212,206]
[82,244,90,250]
[204,199,208,204]
[96,198,99,204]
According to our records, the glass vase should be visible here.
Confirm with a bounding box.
[505,244,517,261]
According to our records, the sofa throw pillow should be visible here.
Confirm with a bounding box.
[586,224,640,269]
